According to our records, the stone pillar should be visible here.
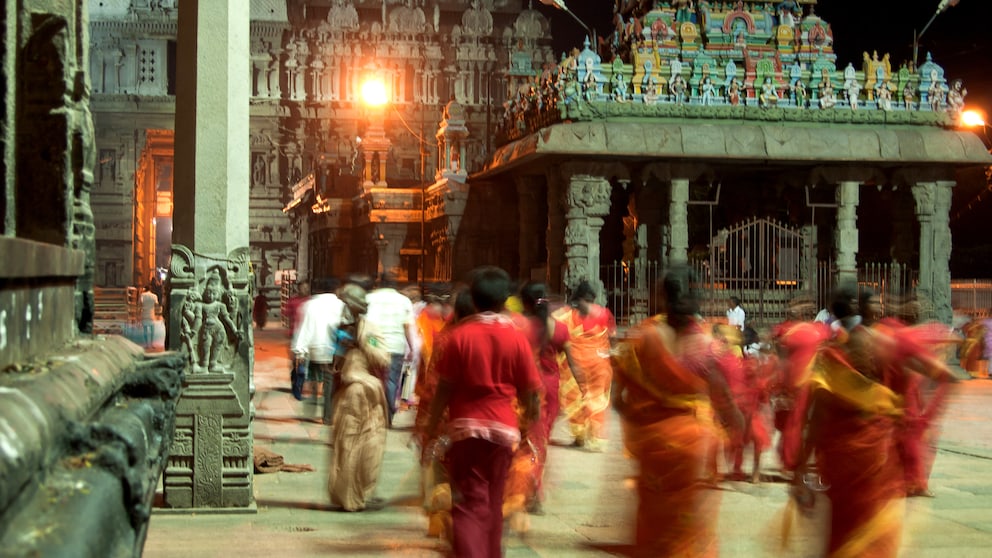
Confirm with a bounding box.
[546,171,566,292]
[635,185,665,265]
[165,0,254,511]
[516,176,543,281]
[834,180,860,283]
[914,181,954,323]
[668,178,690,264]
[563,174,612,302]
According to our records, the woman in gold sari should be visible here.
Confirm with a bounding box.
[613,269,742,557]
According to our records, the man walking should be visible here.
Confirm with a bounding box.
[426,266,542,557]
[365,275,416,423]
[292,278,344,424]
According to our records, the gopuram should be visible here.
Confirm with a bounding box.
[88,0,555,316]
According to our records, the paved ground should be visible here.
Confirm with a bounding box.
[141,327,992,557]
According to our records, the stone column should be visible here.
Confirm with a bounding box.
[165,0,254,511]
[546,171,566,292]
[516,176,543,281]
[563,174,612,302]
[668,178,690,264]
[834,180,860,283]
[914,181,954,323]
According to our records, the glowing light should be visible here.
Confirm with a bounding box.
[960,108,986,128]
[360,78,388,107]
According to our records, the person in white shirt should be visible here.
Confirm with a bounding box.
[291,278,345,424]
[365,277,416,423]
[140,284,159,348]
[726,296,745,331]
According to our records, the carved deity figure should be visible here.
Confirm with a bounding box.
[194,272,239,373]
[842,63,860,109]
[612,67,629,102]
[700,76,716,106]
[902,83,915,110]
[946,79,966,114]
[928,79,945,112]
[819,81,837,109]
[727,77,742,105]
[759,77,779,107]
[876,81,893,111]
[793,78,808,108]
[669,74,687,104]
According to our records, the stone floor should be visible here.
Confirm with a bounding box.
[141,327,992,557]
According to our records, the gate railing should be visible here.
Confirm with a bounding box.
[951,279,992,318]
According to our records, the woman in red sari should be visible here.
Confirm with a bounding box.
[791,286,954,557]
[554,280,616,452]
[504,282,573,525]
[613,270,742,557]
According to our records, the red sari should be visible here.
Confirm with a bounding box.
[504,314,570,519]
[613,318,731,557]
[805,331,907,558]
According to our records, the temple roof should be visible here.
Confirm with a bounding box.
[476,119,992,179]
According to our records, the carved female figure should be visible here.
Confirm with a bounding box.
[724,77,740,105]
[194,277,239,373]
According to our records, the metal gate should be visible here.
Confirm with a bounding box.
[693,217,812,326]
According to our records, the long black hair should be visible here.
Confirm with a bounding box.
[662,265,700,330]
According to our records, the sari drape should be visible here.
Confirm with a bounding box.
[614,319,724,557]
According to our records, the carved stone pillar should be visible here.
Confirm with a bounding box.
[563,174,612,301]
[166,0,253,510]
[834,180,860,283]
[668,178,690,264]
[516,176,544,280]
[914,181,954,323]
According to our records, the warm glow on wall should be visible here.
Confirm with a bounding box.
[360,78,388,107]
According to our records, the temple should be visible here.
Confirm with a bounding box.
[1,0,990,550]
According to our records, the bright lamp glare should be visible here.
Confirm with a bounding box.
[961,109,986,128]
[360,79,388,107]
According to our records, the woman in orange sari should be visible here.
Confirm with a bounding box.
[555,280,616,452]
[613,270,742,557]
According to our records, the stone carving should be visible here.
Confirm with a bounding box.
[388,0,427,34]
[191,267,240,373]
[462,0,494,36]
[327,0,359,31]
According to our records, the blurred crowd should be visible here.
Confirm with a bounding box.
[279,267,963,558]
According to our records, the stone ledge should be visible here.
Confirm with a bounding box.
[0,237,84,280]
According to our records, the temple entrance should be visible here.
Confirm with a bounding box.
[693,216,814,326]
[133,130,174,288]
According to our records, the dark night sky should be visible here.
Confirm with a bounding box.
[539,0,992,116]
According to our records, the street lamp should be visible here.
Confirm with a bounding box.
[960,107,990,144]
[913,0,961,70]
[540,0,596,46]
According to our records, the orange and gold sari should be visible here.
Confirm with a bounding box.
[555,303,615,450]
[613,318,725,557]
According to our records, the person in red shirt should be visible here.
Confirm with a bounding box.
[426,267,542,558]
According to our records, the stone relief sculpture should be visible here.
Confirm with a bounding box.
[190,267,240,373]
[328,0,360,31]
